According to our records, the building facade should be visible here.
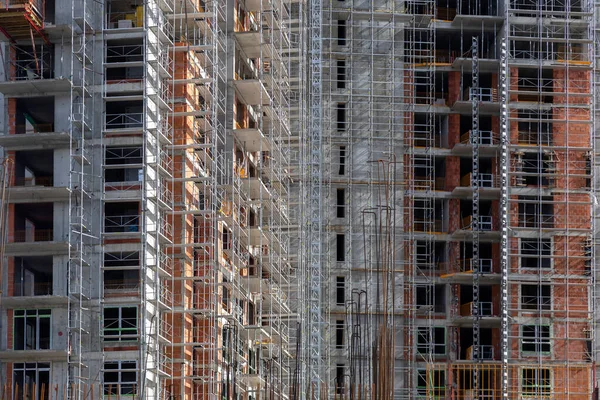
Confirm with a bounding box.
[0,0,295,398]
[0,0,599,399]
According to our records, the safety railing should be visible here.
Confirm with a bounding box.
[11,229,53,242]
[105,113,143,130]
[12,176,53,187]
[460,258,493,273]
[13,280,52,296]
[460,130,499,145]
[468,87,499,102]
[460,301,494,317]
[104,215,140,233]
[465,345,495,360]
[461,215,494,231]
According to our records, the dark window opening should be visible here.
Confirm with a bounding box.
[417,327,446,355]
[13,363,50,400]
[336,188,346,218]
[522,325,551,353]
[337,103,347,132]
[336,234,345,262]
[103,307,138,342]
[335,320,344,348]
[337,20,347,46]
[339,146,346,175]
[335,364,345,394]
[416,285,446,313]
[337,59,346,89]
[522,368,551,396]
[521,238,552,269]
[14,309,51,350]
[336,276,345,305]
[103,361,138,395]
[521,284,551,310]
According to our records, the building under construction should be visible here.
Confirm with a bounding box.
[0,0,598,399]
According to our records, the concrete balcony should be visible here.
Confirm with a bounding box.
[5,230,69,256]
[452,173,501,200]
[234,31,275,59]
[0,349,68,362]
[452,88,501,114]
[0,131,71,150]
[9,175,69,204]
[1,294,69,308]
[233,127,270,152]
[0,77,71,96]
[233,78,271,106]
[241,176,273,200]
[452,130,500,156]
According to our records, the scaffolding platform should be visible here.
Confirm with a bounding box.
[0,0,47,43]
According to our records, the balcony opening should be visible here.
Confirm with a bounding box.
[105,39,144,83]
[416,284,446,313]
[434,31,496,63]
[459,115,494,144]
[10,44,54,81]
[510,0,582,14]
[417,326,446,356]
[515,152,555,186]
[415,240,446,271]
[460,199,494,230]
[414,199,446,232]
[413,157,445,190]
[14,309,51,350]
[520,238,552,269]
[459,327,494,360]
[13,150,53,187]
[517,111,552,146]
[517,196,553,228]
[437,0,498,16]
[458,72,496,102]
[13,256,52,296]
[510,38,586,62]
[104,201,140,233]
[460,157,495,188]
[12,203,53,242]
[460,242,493,273]
[14,97,54,134]
[105,0,144,29]
[105,146,143,189]
[417,369,446,398]
[13,362,50,400]
[521,284,551,310]
[105,101,143,130]
[460,284,494,316]
[517,68,553,103]
[104,251,140,292]
[414,113,448,148]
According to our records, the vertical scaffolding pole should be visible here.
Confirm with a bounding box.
[471,36,481,393]
[306,0,324,397]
